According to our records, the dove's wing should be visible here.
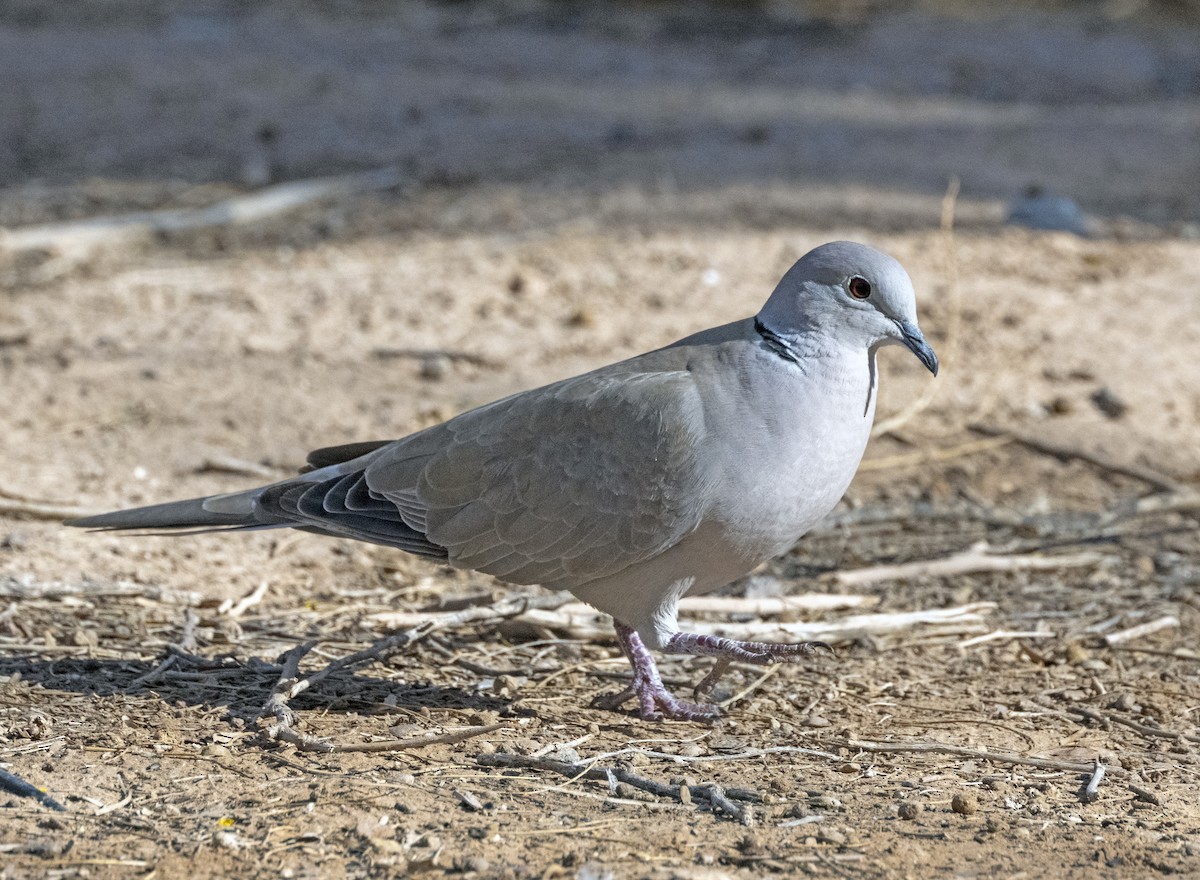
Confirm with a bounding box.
[364,363,716,589]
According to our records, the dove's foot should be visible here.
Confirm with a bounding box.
[596,622,721,722]
[664,632,832,698]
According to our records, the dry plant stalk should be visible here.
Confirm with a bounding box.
[829,542,1105,587]
[871,174,961,438]
[0,166,402,268]
[368,600,997,645]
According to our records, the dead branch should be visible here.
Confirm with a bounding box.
[843,738,1113,775]
[477,752,757,823]
[968,423,1179,493]
[258,592,570,747]
[1129,784,1162,806]
[372,347,494,366]
[957,630,1056,649]
[871,175,961,438]
[830,543,1104,587]
[218,580,271,619]
[1083,761,1106,803]
[307,722,515,755]
[370,593,876,630]
[259,640,316,742]
[585,745,840,766]
[0,167,403,266]
[0,581,202,605]
[674,594,878,614]
[1110,489,1200,520]
[1103,615,1179,647]
[858,435,1013,473]
[370,600,995,645]
[0,496,104,521]
[197,455,283,479]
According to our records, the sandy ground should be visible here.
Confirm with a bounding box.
[1,3,1199,879]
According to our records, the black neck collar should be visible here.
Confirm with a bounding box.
[753,317,800,364]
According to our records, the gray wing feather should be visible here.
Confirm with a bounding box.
[365,368,714,590]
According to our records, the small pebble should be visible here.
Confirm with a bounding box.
[951,793,978,815]
[566,308,595,328]
[898,802,922,820]
[1065,643,1089,664]
[819,827,847,845]
[810,795,842,810]
[1090,386,1128,419]
[419,354,450,381]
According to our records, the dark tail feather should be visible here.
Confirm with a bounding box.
[66,490,269,531]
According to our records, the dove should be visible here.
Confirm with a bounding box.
[69,241,937,721]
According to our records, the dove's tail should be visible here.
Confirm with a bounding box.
[66,440,448,559]
[66,487,281,534]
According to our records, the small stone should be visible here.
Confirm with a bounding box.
[898,802,922,820]
[678,742,705,758]
[811,795,842,810]
[818,827,847,845]
[801,714,830,728]
[565,308,595,328]
[1047,395,1074,415]
[1065,642,1089,664]
[419,354,450,381]
[951,793,978,815]
[201,744,230,758]
[1090,386,1128,419]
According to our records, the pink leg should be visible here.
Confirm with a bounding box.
[666,632,832,697]
[594,622,721,722]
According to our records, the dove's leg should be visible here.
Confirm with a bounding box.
[665,633,831,696]
[595,622,721,722]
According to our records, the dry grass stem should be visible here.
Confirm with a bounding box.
[830,543,1104,587]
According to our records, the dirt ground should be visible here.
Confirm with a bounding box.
[1,3,1199,879]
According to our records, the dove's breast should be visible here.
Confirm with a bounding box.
[697,339,878,565]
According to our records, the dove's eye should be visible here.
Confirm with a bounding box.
[848,276,872,300]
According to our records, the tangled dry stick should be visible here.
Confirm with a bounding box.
[477,751,759,824]
[257,592,571,751]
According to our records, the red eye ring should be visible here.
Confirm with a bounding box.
[848,276,872,300]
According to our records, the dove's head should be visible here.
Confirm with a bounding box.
[757,241,938,375]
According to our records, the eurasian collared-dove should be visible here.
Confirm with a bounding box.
[69,241,937,721]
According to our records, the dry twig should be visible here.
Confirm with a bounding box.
[872,175,961,437]
[0,496,103,521]
[368,600,996,646]
[843,738,1114,775]
[1103,615,1179,647]
[830,543,1104,587]
[968,423,1179,493]
[0,167,403,267]
[477,752,757,823]
[257,592,570,748]
[1083,761,1106,803]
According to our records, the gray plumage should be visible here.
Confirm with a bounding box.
[70,241,937,720]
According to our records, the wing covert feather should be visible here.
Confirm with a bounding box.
[365,368,714,589]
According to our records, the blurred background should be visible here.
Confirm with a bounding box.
[1,0,1198,228]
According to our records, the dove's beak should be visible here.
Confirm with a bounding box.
[898,321,939,376]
